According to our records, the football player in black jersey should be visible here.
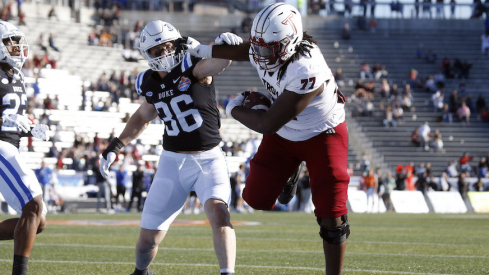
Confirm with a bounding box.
[0,20,50,275]
[99,21,242,275]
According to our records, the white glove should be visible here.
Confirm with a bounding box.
[184,37,213,59]
[31,124,49,141]
[225,93,247,119]
[215,33,243,46]
[1,114,31,133]
[100,152,116,179]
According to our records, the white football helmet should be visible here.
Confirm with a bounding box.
[0,20,28,69]
[139,20,183,72]
[250,3,303,72]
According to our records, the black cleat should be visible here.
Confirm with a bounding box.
[130,269,153,275]
[278,162,305,205]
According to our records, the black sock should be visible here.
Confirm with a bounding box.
[221,273,235,275]
[131,267,148,275]
[12,255,29,275]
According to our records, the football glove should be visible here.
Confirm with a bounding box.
[1,114,31,133]
[100,137,125,179]
[214,33,243,46]
[225,92,249,119]
[183,37,213,59]
[31,124,49,141]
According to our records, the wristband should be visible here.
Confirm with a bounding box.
[102,137,124,159]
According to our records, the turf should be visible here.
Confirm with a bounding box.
[0,211,488,274]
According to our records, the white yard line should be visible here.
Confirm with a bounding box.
[0,242,487,259]
[0,259,460,274]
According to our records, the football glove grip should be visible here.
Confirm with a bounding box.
[225,92,248,119]
[100,137,124,179]
[215,33,243,46]
[184,37,213,59]
[1,114,31,133]
[31,124,49,141]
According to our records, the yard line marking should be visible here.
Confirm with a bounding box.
[0,259,459,274]
[34,233,488,247]
[0,243,487,259]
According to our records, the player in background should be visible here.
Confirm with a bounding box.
[0,20,50,275]
[99,20,240,275]
[185,4,350,274]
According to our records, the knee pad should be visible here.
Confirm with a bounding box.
[317,214,350,244]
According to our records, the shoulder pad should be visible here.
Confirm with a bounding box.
[180,52,199,73]
[135,70,149,96]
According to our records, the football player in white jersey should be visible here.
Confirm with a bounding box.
[0,20,49,275]
[99,20,241,275]
[186,3,350,274]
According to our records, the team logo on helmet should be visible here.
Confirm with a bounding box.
[165,23,175,31]
[178,77,191,91]
[146,91,153,97]
[141,34,146,43]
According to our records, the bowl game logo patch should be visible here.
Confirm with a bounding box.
[178,77,191,91]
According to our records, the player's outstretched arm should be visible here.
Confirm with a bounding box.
[229,86,323,135]
[100,100,158,178]
[212,42,250,61]
[118,99,158,145]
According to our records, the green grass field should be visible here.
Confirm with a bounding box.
[1,211,488,275]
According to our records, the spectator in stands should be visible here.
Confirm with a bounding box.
[361,152,372,173]
[419,121,431,150]
[357,16,368,30]
[241,13,253,34]
[88,28,99,46]
[395,166,407,190]
[115,165,128,211]
[456,101,471,124]
[369,19,377,33]
[476,93,487,113]
[478,157,488,179]
[380,79,390,98]
[382,171,396,211]
[364,81,375,99]
[363,168,377,212]
[458,172,469,199]
[35,160,54,197]
[458,60,472,79]
[439,172,452,191]
[449,89,459,113]
[127,164,145,212]
[441,103,453,123]
[482,29,489,56]
[335,68,345,87]
[360,62,373,80]
[431,129,443,152]
[411,128,420,146]
[392,104,404,124]
[364,99,374,116]
[344,0,353,16]
[445,161,458,177]
[45,180,64,213]
[416,44,423,59]
[298,167,312,213]
[401,94,412,112]
[432,89,445,112]
[435,0,445,18]
[47,6,58,21]
[380,101,396,127]
[474,177,486,191]
[459,152,474,174]
[450,0,456,18]
[423,0,433,18]
[433,71,446,87]
[425,75,437,93]
[48,33,60,52]
[415,172,429,194]
[390,0,404,17]
[425,50,437,64]
[480,106,489,122]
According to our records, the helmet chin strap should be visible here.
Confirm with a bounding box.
[12,66,22,80]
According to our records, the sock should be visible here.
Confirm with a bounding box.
[131,267,148,275]
[220,268,235,275]
[12,255,29,275]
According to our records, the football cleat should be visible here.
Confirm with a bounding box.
[130,269,153,275]
[278,162,305,205]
